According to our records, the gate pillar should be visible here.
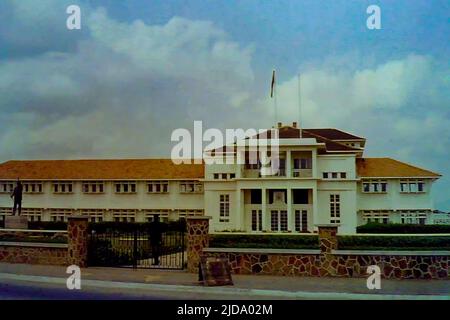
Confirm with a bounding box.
[186,216,211,273]
[67,216,89,267]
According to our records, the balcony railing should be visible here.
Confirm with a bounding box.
[293,169,312,178]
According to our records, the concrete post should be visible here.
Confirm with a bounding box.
[186,216,211,273]
[67,216,89,267]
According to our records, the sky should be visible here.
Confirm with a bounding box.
[0,0,448,209]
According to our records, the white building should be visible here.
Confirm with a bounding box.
[0,123,441,234]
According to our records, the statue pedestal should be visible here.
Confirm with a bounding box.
[5,216,28,229]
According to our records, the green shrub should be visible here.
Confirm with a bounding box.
[0,232,68,244]
[88,219,186,233]
[28,221,68,230]
[338,235,450,250]
[357,222,450,234]
[209,234,319,249]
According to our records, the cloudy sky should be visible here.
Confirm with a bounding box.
[0,0,448,209]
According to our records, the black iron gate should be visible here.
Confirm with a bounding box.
[87,221,186,270]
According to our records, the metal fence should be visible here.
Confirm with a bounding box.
[88,222,186,270]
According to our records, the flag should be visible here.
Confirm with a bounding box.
[270,69,276,98]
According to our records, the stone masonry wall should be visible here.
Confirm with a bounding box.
[205,251,449,279]
[204,225,449,279]
[0,245,67,265]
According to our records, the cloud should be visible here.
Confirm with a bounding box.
[261,54,449,209]
[0,2,448,210]
[0,6,257,160]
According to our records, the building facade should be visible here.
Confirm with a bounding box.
[0,123,441,234]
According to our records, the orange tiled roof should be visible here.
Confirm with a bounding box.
[0,159,204,180]
[356,158,440,178]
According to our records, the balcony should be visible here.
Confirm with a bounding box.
[293,169,312,178]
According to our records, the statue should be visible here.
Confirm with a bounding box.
[10,179,23,216]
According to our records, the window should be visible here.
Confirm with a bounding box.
[400,180,425,193]
[53,182,73,194]
[251,210,262,231]
[114,181,137,194]
[179,181,202,193]
[295,210,308,232]
[293,189,309,204]
[213,173,235,180]
[112,209,136,222]
[143,209,170,222]
[270,211,279,231]
[330,194,340,224]
[147,181,169,193]
[323,172,346,180]
[0,182,14,194]
[418,182,424,192]
[363,183,370,192]
[50,208,72,222]
[400,211,428,224]
[23,182,43,194]
[362,210,390,224]
[82,181,104,194]
[294,158,312,169]
[250,189,262,204]
[362,180,388,193]
[270,210,288,232]
[22,208,42,222]
[219,194,230,222]
[81,209,104,222]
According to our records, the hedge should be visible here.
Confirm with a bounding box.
[357,222,450,234]
[338,235,450,251]
[15,220,187,232]
[209,234,319,249]
[209,233,450,251]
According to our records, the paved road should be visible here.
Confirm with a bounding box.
[0,272,448,300]
[0,282,167,300]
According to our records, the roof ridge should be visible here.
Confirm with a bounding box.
[302,130,360,151]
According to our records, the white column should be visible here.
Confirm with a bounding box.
[235,188,243,231]
[312,187,318,231]
[286,150,292,177]
[262,188,268,231]
[312,149,317,179]
[287,188,294,231]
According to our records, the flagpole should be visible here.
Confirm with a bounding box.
[298,73,302,138]
[271,69,277,125]
[274,77,278,125]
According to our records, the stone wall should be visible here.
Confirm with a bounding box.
[205,250,321,276]
[0,216,88,267]
[327,253,448,279]
[0,243,67,265]
[204,225,450,279]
